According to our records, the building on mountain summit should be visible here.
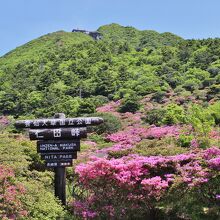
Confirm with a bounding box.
[72,29,102,40]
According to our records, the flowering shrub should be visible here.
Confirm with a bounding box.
[0,116,10,126]
[100,126,143,152]
[190,138,199,148]
[210,129,220,140]
[144,125,180,139]
[99,125,180,153]
[120,112,142,127]
[96,101,121,115]
[72,147,220,219]
[0,165,27,219]
[0,116,11,133]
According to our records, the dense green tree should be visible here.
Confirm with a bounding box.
[118,94,140,113]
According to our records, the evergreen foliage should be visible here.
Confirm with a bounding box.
[0,24,219,118]
[1,23,220,220]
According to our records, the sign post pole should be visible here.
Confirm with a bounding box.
[54,113,66,206]
[55,166,66,206]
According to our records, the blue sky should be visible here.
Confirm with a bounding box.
[0,0,220,56]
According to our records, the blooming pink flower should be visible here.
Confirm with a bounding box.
[216,195,220,200]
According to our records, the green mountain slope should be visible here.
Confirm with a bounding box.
[0,31,93,68]
[98,23,184,48]
[0,24,219,118]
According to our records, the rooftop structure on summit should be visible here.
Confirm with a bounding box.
[72,29,102,40]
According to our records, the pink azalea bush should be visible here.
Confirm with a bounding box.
[72,147,220,219]
[210,129,220,140]
[144,125,180,139]
[0,116,10,132]
[96,101,121,116]
[0,165,27,219]
[120,112,142,127]
[0,116,10,126]
[99,125,180,152]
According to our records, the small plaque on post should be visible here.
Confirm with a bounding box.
[45,160,73,168]
[37,140,80,153]
[41,152,77,161]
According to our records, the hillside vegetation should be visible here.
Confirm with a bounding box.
[1,23,219,118]
[1,24,220,219]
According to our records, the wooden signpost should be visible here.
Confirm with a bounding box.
[15,113,103,206]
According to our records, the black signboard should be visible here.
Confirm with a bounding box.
[29,127,87,140]
[37,140,80,153]
[15,113,104,206]
[41,152,77,161]
[45,160,73,168]
[15,117,103,128]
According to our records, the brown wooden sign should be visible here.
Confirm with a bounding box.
[15,117,103,128]
[37,140,80,153]
[29,127,87,140]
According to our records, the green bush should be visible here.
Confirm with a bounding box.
[208,101,220,124]
[88,112,122,134]
[187,104,215,148]
[183,79,202,91]
[108,149,132,159]
[174,85,186,94]
[90,95,109,107]
[21,179,67,220]
[162,103,186,125]
[207,85,220,100]
[145,104,186,126]
[132,138,188,156]
[151,91,167,103]
[0,134,71,219]
[177,134,194,148]
[0,134,35,175]
[145,108,166,125]
[118,95,140,113]
[78,98,96,115]
[162,175,220,220]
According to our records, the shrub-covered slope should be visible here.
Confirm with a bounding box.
[0,23,219,118]
[1,23,220,219]
[98,23,184,48]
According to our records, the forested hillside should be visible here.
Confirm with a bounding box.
[1,23,219,118]
[1,24,220,219]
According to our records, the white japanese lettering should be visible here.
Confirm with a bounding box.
[59,119,65,126]
[68,119,74,125]
[77,119,83,125]
[33,120,40,127]
[50,119,56,126]
[53,129,62,137]
[71,128,80,137]
[35,131,44,138]
[42,120,47,126]
[25,120,31,127]
[85,118,92,125]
